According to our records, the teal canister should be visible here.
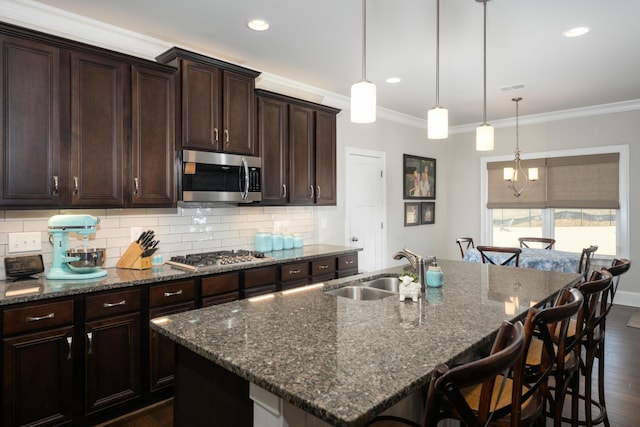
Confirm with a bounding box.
[271,233,283,251]
[293,234,304,248]
[254,231,272,253]
[282,234,294,250]
[426,259,444,288]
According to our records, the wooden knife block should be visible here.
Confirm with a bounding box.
[117,242,152,270]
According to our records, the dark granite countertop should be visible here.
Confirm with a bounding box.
[149,260,582,426]
[0,244,361,306]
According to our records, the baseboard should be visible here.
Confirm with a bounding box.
[614,290,640,308]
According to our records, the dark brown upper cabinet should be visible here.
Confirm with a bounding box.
[157,47,260,156]
[0,22,177,209]
[0,34,62,207]
[69,51,127,207]
[130,64,176,206]
[256,90,339,206]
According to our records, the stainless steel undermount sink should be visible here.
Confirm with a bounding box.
[324,286,396,300]
[361,276,401,293]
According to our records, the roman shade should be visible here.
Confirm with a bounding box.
[487,153,619,209]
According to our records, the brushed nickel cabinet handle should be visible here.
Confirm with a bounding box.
[309,185,314,199]
[316,185,321,198]
[26,312,54,322]
[289,269,301,274]
[319,264,329,269]
[134,178,139,195]
[73,176,79,195]
[87,332,93,355]
[52,175,59,195]
[224,129,230,143]
[103,300,126,308]
[214,128,219,143]
[282,184,287,198]
[67,336,73,360]
[164,290,183,297]
[345,260,354,265]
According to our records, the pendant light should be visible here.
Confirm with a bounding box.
[427,0,448,139]
[351,0,376,123]
[475,0,493,151]
[504,97,538,197]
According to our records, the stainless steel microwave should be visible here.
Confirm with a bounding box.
[181,150,262,203]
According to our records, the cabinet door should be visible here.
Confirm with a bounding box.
[314,110,337,205]
[3,326,74,426]
[222,71,256,155]
[257,95,288,204]
[0,35,62,207]
[131,64,176,206]
[181,59,221,150]
[70,51,126,206]
[149,301,195,391]
[288,104,315,205]
[85,313,141,414]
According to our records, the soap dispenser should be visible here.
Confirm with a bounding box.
[426,257,444,288]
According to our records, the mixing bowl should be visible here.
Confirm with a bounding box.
[66,248,106,273]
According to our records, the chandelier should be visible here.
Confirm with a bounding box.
[503,97,538,197]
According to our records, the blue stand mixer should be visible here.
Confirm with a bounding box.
[47,214,108,280]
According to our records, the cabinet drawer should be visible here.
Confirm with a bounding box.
[202,272,240,297]
[86,288,141,320]
[243,266,278,289]
[311,257,336,276]
[338,253,358,271]
[3,300,74,335]
[281,262,310,282]
[149,280,195,308]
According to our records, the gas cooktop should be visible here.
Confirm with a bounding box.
[165,250,265,272]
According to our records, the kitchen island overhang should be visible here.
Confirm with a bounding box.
[150,259,582,426]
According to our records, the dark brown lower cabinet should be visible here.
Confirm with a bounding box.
[85,313,141,414]
[2,300,75,427]
[242,265,278,298]
[148,280,196,391]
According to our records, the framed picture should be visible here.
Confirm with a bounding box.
[404,202,421,226]
[421,202,435,224]
[403,154,436,200]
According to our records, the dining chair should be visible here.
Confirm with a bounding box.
[366,321,526,427]
[456,237,475,259]
[561,269,613,427]
[476,246,522,267]
[577,245,598,280]
[518,237,556,250]
[524,288,583,427]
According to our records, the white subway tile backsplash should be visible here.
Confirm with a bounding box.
[0,205,317,279]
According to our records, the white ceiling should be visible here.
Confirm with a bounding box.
[23,0,640,126]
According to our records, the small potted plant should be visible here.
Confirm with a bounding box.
[398,271,420,302]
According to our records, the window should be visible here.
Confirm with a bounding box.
[481,146,628,259]
[492,208,616,255]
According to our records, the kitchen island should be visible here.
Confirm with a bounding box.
[149,259,582,426]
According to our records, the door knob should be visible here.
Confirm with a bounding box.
[351,237,359,242]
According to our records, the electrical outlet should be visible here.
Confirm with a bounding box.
[8,232,42,253]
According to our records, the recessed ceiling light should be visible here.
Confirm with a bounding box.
[386,77,401,84]
[247,19,270,31]
[562,26,589,38]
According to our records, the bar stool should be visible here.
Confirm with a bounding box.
[563,269,613,427]
[456,237,475,259]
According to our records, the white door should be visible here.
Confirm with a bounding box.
[345,147,386,273]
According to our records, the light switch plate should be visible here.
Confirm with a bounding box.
[8,232,42,253]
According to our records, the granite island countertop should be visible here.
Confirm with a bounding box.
[0,244,360,306]
[149,259,582,426]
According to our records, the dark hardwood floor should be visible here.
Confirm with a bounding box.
[98,304,640,427]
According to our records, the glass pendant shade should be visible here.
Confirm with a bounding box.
[528,167,539,181]
[476,124,494,151]
[428,107,448,139]
[350,80,376,123]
